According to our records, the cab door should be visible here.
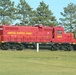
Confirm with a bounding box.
[56,30,63,39]
[53,26,64,43]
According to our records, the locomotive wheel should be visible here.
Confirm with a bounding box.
[50,44,61,51]
[15,43,24,50]
[73,45,76,50]
[68,44,73,51]
[61,44,72,51]
[1,43,8,50]
[55,44,61,50]
[62,45,68,51]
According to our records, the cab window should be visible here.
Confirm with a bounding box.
[57,30,62,34]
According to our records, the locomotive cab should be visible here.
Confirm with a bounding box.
[52,26,64,43]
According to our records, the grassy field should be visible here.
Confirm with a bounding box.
[0,50,76,75]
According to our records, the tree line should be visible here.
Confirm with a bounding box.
[0,0,76,32]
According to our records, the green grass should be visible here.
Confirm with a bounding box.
[0,50,76,75]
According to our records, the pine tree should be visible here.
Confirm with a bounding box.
[32,1,57,26]
[59,3,76,32]
[16,0,33,25]
[0,0,16,25]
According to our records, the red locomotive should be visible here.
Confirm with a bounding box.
[0,24,76,50]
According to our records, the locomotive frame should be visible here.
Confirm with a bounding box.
[0,25,76,50]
